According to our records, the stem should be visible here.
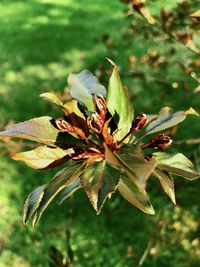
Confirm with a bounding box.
[135,205,169,267]
[87,138,103,152]
[118,131,132,146]
[133,133,147,145]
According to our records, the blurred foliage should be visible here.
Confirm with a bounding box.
[0,0,199,266]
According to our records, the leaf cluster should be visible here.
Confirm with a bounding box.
[0,60,199,226]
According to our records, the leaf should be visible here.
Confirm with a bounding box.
[23,185,46,225]
[107,59,134,141]
[32,161,87,226]
[118,174,155,215]
[153,169,176,204]
[68,70,106,111]
[58,178,82,205]
[154,152,199,180]
[0,116,78,147]
[118,153,157,190]
[81,160,119,213]
[63,100,89,138]
[40,92,63,106]
[12,146,75,170]
[190,10,200,18]
[63,99,85,120]
[104,144,156,190]
[146,107,199,135]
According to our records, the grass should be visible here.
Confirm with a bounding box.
[0,0,199,266]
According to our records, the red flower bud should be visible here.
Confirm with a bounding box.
[131,114,147,133]
[141,134,172,150]
[87,96,107,134]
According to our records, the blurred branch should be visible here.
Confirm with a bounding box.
[65,196,74,266]
[175,138,200,145]
[122,70,195,86]
[127,1,200,55]
[135,205,170,267]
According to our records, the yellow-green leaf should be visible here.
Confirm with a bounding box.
[40,92,63,106]
[107,59,134,141]
[190,10,200,18]
[12,146,74,170]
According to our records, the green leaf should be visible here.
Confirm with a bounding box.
[107,59,134,141]
[40,92,63,106]
[32,161,87,226]
[153,169,176,204]
[118,174,155,215]
[23,185,46,225]
[58,178,82,205]
[68,70,106,111]
[154,152,199,180]
[0,116,78,147]
[12,146,74,170]
[118,153,157,190]
[104,143,156,190]
[146,107,198,135]
[81,160,119,213]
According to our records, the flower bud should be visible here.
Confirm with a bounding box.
[141,134,172,150]
[131,114,147,133]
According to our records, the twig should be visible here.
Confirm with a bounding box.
[175,139,200,145]
[65,196,74,266]
[135,205,170,267]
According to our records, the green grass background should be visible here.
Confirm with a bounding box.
[0,0,199,266]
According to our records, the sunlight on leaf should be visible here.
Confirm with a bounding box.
[40,92,63,106]
[12,146,74,170]
[0,116,78,147]
[190,10,200,18]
